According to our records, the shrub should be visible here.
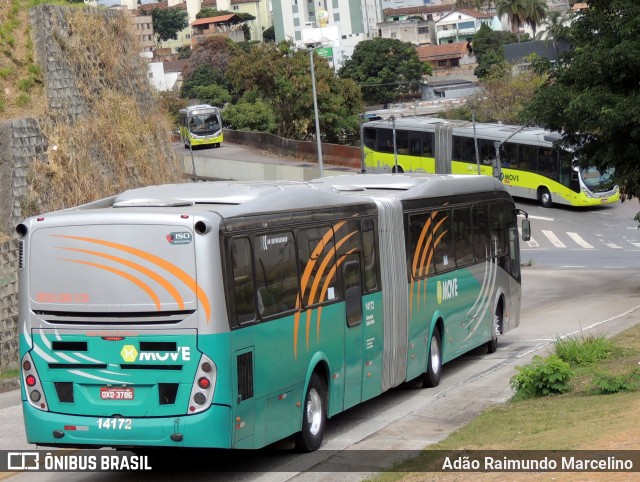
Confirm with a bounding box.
[510,354,573,400]
[591,369,640,395]
[555,333,620,367]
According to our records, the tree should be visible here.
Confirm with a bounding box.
[222,92,277,133]
[226,42,363,143]
[150,7,189,46]
[338,38,430,105]
[522,0,640,205]
[181,64,224,99]
[496,0,529,36]
[523,0,548,38]
[471,24,518,78]
[192,84,231,107]
[263,26,275,42]
[185,36,242,76]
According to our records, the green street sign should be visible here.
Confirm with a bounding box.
[315,47,333,59]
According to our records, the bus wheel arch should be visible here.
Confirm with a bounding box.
[391,164,405,174]
[295,368,328,452]
[538,186,553,208]
[488,297,504,354]
[423,320,443,388]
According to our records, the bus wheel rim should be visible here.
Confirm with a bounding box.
[306,388,322,436]
[431,336,441,374]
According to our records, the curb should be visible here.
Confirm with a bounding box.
[0,377,19,393]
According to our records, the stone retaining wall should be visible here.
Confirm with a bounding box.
[0,238,19,371]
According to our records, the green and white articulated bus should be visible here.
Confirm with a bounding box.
[17,174,529,452]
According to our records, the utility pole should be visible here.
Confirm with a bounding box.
[309,47,324,177]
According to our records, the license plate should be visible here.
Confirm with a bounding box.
[100,387,134,400]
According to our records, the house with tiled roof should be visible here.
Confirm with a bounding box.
[416,41,475,71]
[435,9,501,45]
[378,4,454,46]
[383,4,454,22]
[190,14,246,46]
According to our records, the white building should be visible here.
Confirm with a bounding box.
[272,0,386,71]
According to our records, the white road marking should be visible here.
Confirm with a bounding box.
[567,232,594,249]
[542,230,566,248]
[518,228,539,248]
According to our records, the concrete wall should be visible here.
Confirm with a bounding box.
[0,238,19,371]
[223,129,362,170]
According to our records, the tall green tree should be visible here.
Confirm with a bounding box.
[471,24,518,78]
[338,38,430,105]
[522,0,640,204]
[496,0,529,36]
[183,36,242,85]
[523,0,548,37]
[150,7,189,46]
[226,42,363,144]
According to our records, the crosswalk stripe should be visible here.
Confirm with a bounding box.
[542,230,566,248]
[567,232,594,249]
[518,228,539,248]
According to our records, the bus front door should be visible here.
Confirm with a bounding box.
[343,256,364,410]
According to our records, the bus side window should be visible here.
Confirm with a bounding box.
[362,218,379,292]
[453,206,474,266]
[472,204,490,260]
[409,212,436,278]
[490,202,506,256]
[343,258,363,327]
[363,127,376,149]
[253,231,299,318]
[433,210,454,274]
[230,237,256,326]
[520,144,536,171]
[297,225,337,307]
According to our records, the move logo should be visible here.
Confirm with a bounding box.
[166,232,192,245]
[436,278,458,304]
[121,345,138,362]
[120,345,191,362]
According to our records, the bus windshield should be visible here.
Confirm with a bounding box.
[189,113,221,135]
[580,166,616,194]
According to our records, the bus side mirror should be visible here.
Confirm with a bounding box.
[521,218,531,242]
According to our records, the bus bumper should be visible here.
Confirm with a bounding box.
[22,402,233,449]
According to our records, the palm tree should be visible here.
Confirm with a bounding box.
[495,0,529,38]
[523,0,548,38]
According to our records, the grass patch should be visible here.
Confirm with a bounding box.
[369,324,640,480]
[555,332,621,367]
[0,368,19,379]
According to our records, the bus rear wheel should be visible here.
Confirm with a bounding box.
[538,187,552,208]
[487,303,503,354]
[392,165,404,173]
[295,372,327,452]
[423,327,442,388]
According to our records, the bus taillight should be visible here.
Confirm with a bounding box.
[188,354,216,415]
[21,352,48,411]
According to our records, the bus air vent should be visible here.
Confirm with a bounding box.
[237,352,254,402]
[54,382,74,403]
[158,383,179,405]
[19,240,24,269]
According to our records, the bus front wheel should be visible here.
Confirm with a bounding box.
[423,327,442,388]
[295,372,327,452]
[538,187,552,208]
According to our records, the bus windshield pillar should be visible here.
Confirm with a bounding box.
[493,141,502,180]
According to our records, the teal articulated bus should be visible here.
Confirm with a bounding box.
[17,174,529,451]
